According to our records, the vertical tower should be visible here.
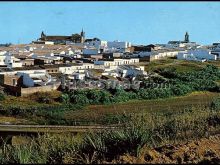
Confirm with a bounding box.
[184,31,189,43]
[41,31,46,38]
[80,28,85,43]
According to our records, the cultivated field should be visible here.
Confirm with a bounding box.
[64,91,220,124]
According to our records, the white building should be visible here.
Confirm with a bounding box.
[17,71,52,87]
[94,58,139,68]
[102,65,146,79]
[82,48,99,55]
[85,40,108,50]
[0,52,22,68]
[152,50,180,60]
[68,72,86,80]
[177,49,217,61]
[59,63,94,75]
[117,65,145,78]
[211,43,220,59]
[107,40,131,49]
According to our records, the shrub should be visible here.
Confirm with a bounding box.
[60,93,70,104]
[171,84,193,96]
[0,93,5,101]
[210,97,220,111]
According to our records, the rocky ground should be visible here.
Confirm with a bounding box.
[107,134,220,164]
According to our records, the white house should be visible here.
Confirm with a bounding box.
[116,65,146,78]
[59,63,94,75]
[82,48,99,55]
[107,40,131,49]
[85,40,108,50]
[16,71,52,87]
[102,65,146,79]
[211,43,220,59]
[94,58,139,68]
[177,49,217,61]
[0,52,22,68]
[68,72,85,80]
[152,50,180,60]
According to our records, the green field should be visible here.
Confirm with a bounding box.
[64,91,219,124]
[141,58,220,73]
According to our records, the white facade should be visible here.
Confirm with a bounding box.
[102,65,146,79]
[94,58,139,67]
[0,52,22,68]
[17,71,52,87]
[85,40,108,50]
[83,48,99,55]
[59,63,94,75]
[107,41,131,49]
[44,41,54,45]
[153,50,180,60]
[177,49,217,61]
[68,73,85,80]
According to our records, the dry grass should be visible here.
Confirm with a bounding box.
[0,91,62,108]
[0,116,34,125]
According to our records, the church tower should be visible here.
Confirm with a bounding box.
[184,31,189,43]
[80,28,85,43]
[41,31,46,38]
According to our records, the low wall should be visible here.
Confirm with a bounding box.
[4,83,61,96]
[20,83,61,96]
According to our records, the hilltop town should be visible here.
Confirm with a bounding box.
[0,30,219,96]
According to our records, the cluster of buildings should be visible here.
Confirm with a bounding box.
[0,30,219,96]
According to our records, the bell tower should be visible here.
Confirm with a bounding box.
[41,31,46,38]
[80,28,85,43]
[184,31,189,43]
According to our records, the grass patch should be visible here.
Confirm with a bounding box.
[143,59,207,73]
[64,91,219,125]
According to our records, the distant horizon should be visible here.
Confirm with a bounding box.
[0,2,220,45]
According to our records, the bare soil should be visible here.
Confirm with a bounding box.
[108,134,220,164]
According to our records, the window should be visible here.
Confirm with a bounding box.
[12,79,16,86]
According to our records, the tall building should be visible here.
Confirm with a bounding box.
[80,29,85,43]
[184,32,189,43]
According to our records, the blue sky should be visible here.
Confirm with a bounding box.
[0,2,220,45]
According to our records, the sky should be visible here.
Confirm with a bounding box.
[0,2,220,45]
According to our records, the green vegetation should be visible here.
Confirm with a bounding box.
[62,64,220,106]
[0,93,5,101]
